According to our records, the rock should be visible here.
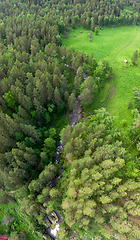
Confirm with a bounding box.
[113,232,120,240]
[2,215,15,225]
[83,73,88,79]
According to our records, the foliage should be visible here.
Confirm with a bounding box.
[133,87,140,110]
[94,27,99,35]
[131,50,138,65]
[0,0,140,239]
[63,25,140,130]
[60,109,140,239]
[3,90,17,110]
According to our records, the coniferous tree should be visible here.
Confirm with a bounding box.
[68,92,76,111]
[61,110,140,239]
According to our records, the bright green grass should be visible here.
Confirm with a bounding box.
[63,25,140,63]
[63,25,140,129]
[83,78,114,115]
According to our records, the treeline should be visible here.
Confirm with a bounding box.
[0,41,112,239]
[0,0,139,240]
[0,0,140,42]
[59,108,140,239]
[0,0,113,239]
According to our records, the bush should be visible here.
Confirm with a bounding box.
[121,119,127,127]
[127,99,132,109]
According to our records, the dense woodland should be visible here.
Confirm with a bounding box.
[0,0,140,240]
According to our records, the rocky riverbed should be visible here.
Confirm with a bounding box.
[69,94,82,127]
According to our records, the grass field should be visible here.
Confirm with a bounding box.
[63,25,140,129]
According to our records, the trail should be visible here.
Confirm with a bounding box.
[111,26,140,70]
[24,27,140,188]
[24,28,140,239]
[101,26,140,109]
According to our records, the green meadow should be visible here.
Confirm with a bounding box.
[63,25,140,129]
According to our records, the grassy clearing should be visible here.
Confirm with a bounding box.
[63,25,140,129]
[63,25,140,63]
[107,67,140,128]
[83,78,114,115]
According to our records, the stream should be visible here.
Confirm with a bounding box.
[48,66,122,240]
[52,94,82,185]
[51,65,88,185]
[44,67,89,240]
[48,96,82,240]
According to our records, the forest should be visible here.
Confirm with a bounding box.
[0,0,140,240]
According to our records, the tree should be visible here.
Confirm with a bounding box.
[133,87,140,109]
[95,58,112,84]
[58,21,66,34]
[76,66,83,78]
[68,92,76,111]
[15,132,24,141]
[60,125,73,145]
[61,111,140,239]
[9,231,26,240]
[53,74,60,88]
[31,38,39,56]
[72,16,76,29]
[98,15,103,26]
[20,123,41,142]
[28,163,57,194]
[0,112,20,137]
[42,137,56,159]
[3,90,16,110]
[88,53,93,67]
[10,60,25,80]
[80,88,92,106]
[86,17,90,29]
[80,77,98,106]
[59,75,68,98]
[54,87,62,106]
[33,97,44,116]
[35,79,47,105]
[131,50,138,65]
[18,105,29,119]
[92,58,98,71]
[91,18,95,31]
[56,34,62,46]
[104,16,109,26]
[47,81,54,102]
[94,26,98,35]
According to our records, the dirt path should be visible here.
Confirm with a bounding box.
[111,26,140,70]
[101,26,140,109]
[65,27,140,121]
[100,84,115,109]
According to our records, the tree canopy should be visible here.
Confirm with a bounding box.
[0,0,140,239]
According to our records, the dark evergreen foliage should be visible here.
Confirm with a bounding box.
[0,0,140,239]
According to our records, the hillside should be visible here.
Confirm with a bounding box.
[0,1,140,240]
